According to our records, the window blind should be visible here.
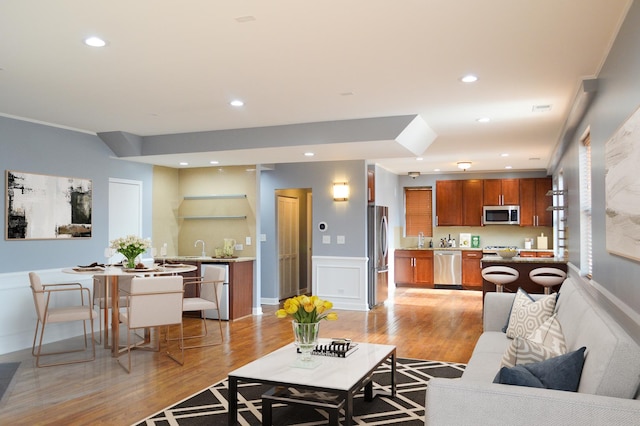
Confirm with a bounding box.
[579,133,593,278]
[405,187,432,237]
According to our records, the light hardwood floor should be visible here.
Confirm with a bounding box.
[0,287,483,425]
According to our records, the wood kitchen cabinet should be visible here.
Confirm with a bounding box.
[462,179,483,226]
[519,250,555,258]
[394,250,434,287]
[435,180,463,226]
[519,177,552,227]
[461,250,483,290]
[228,260,254,319]
[483,179,519,206]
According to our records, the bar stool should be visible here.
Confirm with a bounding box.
[529,267,566,294]
[481,266,519,293]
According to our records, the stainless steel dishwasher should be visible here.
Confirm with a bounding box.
[434,250,462,287]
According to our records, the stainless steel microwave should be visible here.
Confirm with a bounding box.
[483,205,520,225]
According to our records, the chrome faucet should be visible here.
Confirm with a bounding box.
[194,239,206,257]
[418,232,425,248]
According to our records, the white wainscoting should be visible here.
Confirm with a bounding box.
[0,268,95,355]
[312,256,369,312]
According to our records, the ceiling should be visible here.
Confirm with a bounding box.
[0,1,631,175]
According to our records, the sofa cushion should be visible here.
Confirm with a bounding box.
[494,347,587,392]
[554,277,640,398]
[505,288,557,339]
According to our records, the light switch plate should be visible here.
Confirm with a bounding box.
[245,236,252,245]
[322,235,331,244]
[337,235,345,244]
[260,234,267,242]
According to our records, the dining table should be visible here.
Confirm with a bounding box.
[63,263,198,356]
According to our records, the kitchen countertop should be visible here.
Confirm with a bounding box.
[396,247,482,251]
[157,256,255,263]
[481,255,567,264]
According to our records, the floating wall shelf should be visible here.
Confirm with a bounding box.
[183,194,246,200]
[180,215,247,220]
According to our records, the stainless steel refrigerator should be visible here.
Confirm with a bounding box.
[368,205,389,308]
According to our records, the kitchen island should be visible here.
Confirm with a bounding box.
[156,256,255,320]
[481,255,567,297]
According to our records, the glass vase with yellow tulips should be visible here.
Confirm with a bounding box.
[276,295,338,363]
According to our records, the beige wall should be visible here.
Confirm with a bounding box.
[152,165,257,257]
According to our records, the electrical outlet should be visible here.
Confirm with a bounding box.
[235,244,243,251]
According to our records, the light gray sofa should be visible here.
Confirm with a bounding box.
[426,274,640,425]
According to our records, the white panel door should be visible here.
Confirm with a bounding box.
[108,178,143,263]
[278,195,299,299]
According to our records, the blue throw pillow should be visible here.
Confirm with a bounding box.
[494,347,586,392]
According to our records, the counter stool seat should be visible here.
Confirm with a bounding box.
[481,266,519,293]
[529,267,566,295]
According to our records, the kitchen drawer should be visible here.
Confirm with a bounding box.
[462,251,483,259]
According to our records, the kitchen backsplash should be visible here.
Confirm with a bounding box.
[396,225,554,250]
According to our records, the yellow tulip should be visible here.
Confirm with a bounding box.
[323,300,333,310]
[326,312,338,321]
[303,303,314,313]
[275,309,288,318]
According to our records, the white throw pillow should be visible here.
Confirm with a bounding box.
[501,314,567,368]
[505,288,557,339]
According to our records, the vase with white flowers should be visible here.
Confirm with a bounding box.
[110,235,151,268]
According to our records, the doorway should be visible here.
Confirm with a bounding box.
[276,189,312,300]
[108,178,143,262]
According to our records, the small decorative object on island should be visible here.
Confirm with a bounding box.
[276,295,338,363]
[110,235,152,268]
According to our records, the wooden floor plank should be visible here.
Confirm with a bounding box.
[0,287,482,425]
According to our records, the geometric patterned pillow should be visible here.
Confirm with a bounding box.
[500,336,563,368]
[528,314,567,354]
[505,288,557,339]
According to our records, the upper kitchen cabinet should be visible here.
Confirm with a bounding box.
[519,177,552,227]
[483,179,519,206]
[462,179,483,226]
[435,180,462,226]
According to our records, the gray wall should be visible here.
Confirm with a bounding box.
[553,0,640,315]
[260,160,367,299]
[0,116,153,272]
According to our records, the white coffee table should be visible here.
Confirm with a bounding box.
[227,340,396,425]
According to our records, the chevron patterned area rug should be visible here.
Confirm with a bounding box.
[135,358,465,425]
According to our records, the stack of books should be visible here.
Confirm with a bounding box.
[297,339,359,358]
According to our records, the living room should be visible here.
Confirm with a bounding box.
[1,1,640,424]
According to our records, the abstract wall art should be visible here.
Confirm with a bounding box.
[605,106,640,262]
[5,170,92,240]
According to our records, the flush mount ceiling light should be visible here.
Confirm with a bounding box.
[408,171,420,179]
[457,161,472,171]
[333,182,349,201]
[461,74,478,83]
[84,36,106,47]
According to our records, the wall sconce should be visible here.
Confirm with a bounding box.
[457,161,472,171]
[333,182,349,201]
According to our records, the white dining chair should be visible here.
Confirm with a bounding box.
[29,272,98,367]
[117,275,184,373]
[172,265,225,349]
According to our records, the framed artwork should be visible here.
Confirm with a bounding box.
[5,170,92,240]
[605,106,640,262]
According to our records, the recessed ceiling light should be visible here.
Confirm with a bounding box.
[505,166,513,169]
[416,157,423,161]
[304,152,314,157]
[477,117,490,123]
[461,74,478,83]
[84,36,106,47]
[532,104,552,112]
[501,153,509,157]
[179,162,188,166]
[235,15,256,23]
[209,160,219,165]
[434,168,441,172]
[230,99,244,107]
